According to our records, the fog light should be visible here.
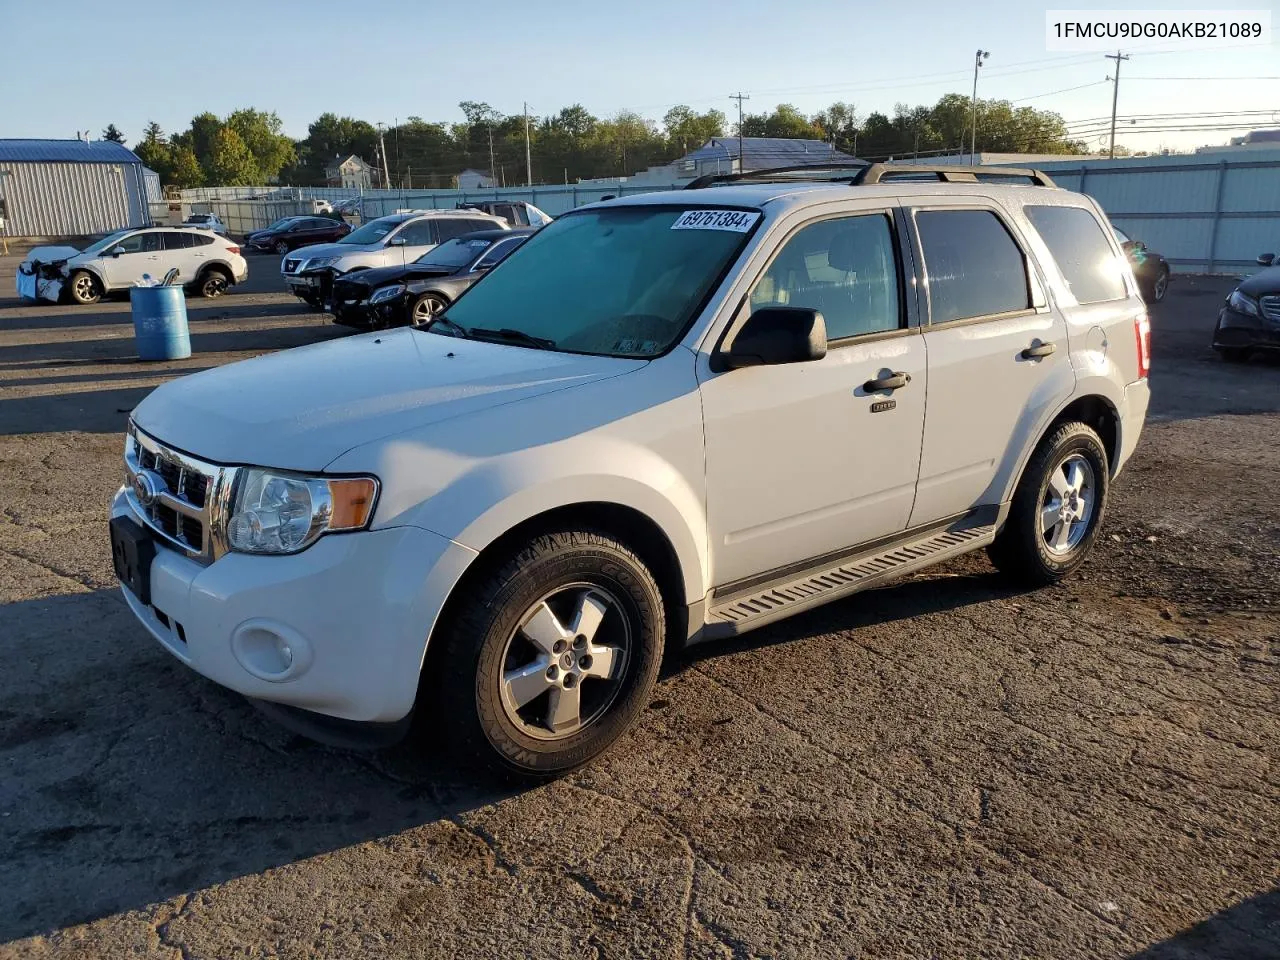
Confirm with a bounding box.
[231,619,312,682]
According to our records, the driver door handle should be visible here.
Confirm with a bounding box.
[863,372,911,392]
[1021,341,1056,359]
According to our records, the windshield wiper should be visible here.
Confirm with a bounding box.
[468,327,557,350]
[420,315,470,339]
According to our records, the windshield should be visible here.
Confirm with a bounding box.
[1113,226,1131,244]
[340,218,400,245]
[440,207,756,357]
[417,237,489,268]
[81,230,133,255]
[266,217,302,232]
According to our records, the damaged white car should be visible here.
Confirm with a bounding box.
[17,227,248,304]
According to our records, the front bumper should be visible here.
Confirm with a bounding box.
[284,269,336,304]
[1213,306,1280,351]
[111,487,477,724]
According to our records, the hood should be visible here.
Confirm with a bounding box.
[337,262,456,289]
[131,330,644,471]
[22,245,81,267]
[1236,265,1280,297]
[291,240,380,261]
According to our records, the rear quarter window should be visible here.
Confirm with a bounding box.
[1024,205,1128,304]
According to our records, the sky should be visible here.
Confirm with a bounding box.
[3,0,1277,157]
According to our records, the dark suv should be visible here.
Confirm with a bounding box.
[244,217,351,254]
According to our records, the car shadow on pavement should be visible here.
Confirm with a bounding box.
[0,588,523,943]
[0,299,324,332]
[1126,887,1280,959]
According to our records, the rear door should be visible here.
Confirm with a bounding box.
[160,232,200,282]
[905,200,1075,527]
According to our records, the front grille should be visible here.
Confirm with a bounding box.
[125,426,232,563]
[1261,295,1280,324]
[283,258,301,273]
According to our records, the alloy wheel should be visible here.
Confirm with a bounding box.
[411,295,446,327]
[498,584,630,740]
[1040,453,1096,555]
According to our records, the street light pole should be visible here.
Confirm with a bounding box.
[524,102,532,187]
[970,49,989,165]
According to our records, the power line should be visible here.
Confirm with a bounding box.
[1011,80,1109,103]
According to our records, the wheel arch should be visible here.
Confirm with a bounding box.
[1004,391,1122,508]
[428,500,694,666]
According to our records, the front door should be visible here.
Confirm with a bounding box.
[103,230,163,288]
[390,220,438,266]
[906,204,1075,527]
[700,209,927,588]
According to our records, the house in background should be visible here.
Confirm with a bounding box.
[456,168,497,190]
[325,155,381,190]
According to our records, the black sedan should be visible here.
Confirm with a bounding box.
[1212,252,1280,363]
[1114,226,1171,303]
[244,216,351,254]
[329,229,535,328]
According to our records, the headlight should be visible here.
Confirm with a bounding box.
[368,283,405,304]
[306,256,337,270]
[226,468,378,555]
[1227,289,1261,317]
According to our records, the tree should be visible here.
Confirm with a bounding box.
[225,108,295,182]
[663,105,726,151]
[740,104,817,140]
[169,146,204,188]
[133,122,172,180]
[207,128,259,185]
[101,124,126,144]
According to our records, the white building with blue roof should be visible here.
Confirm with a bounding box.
[0,138,160,239]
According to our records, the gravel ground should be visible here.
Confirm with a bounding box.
[0,263,1276,959]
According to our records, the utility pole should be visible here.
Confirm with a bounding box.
[730,92,750,172]
[970,49,989,165]
[376,122,390,189]
[524,102,532,187]
[1105,50,1129,159]
[488,124,496,183]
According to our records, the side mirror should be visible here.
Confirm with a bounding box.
[389,237,407,247]
[109,247,123,258]
[719,307,828,370]
[1258,252,1276,266]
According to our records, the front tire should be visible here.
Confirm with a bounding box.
[68,270,102,305]
[430,530,666,778]
[409,292,449,328]
[988,421,1109,587]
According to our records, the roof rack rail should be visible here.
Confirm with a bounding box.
[684,163,870,190]
[852,163,1057,187]
[683,161,1057,190]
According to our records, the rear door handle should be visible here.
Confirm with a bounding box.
[863,372,911,392]
[1021,341,1056,359]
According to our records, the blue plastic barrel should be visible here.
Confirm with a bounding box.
[130,286,191,361]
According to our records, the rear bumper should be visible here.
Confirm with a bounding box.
[1213,307,1280,351]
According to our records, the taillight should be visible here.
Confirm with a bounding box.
[1134,313,1151,379]
[225,245,240,255]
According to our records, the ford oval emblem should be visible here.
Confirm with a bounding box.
[132,470,164,507]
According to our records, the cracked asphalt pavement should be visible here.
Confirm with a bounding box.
[1,261,1277,959]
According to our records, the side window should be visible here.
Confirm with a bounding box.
[162,232,193,251]
[436,218,485,242]
[749,214,902,340]
[396,221,437,245]
[195,233,215,246]
[915,210,1031,323]
[477,237,522,268]
[1025,205,1128,304]
[113,232,148,254]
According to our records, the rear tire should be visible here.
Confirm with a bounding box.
[274,240,290,255]
[197,267,231,298]
[429,529,666,779]
[67,270,102,305]
[1143,267,1169,303]
[988,421,1109,587]
[1217,347,1250,364]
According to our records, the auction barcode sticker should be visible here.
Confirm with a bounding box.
[671,210,760,232]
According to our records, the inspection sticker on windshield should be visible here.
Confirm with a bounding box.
[671,210,760,232]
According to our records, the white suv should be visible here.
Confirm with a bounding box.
[110,165,1151,776]
[61,227,247,304]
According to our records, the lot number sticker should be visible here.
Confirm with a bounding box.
[672,210,760,232]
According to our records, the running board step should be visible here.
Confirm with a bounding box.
[703,523,997,638]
